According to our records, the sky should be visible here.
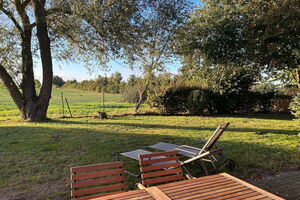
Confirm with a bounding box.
[34,0,202,82]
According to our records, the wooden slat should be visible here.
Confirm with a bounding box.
[72,169,124,180]
[142,168,182,179]
[159,176,231,192]
[141,162,181,172]
[170,185,246,200]
[145,187,172,200]
[71,176,124,188]
[140,156,180,165]
[202,187,259,200]
[72,183,125,196]
[231,192,265,200]
[94,190,154,200]
[143,174,184,185]
[139,150,179,159]
[158,174,223,189]
[175,187,250,200]
[71,162,123,173]
[220,173,285,200]
[244,195,271,200]
[163,180,239,195]
[73,191,124,200]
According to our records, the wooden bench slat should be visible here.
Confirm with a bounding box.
[140,156,180,165]
[141,162,181,172]
[143,174,184,185]
[142,168,182,179]
[71,162,123,173]
[73,191,124,200]
[72,183,125,196]
[71,169,124,180]
[139,150,179,159]
[71,176,124,188]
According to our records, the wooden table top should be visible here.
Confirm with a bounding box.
[94,173,284,200]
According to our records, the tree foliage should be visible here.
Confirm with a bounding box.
[63,72,124,94]
[180,0,300,86]
[289,94,300,119]
[52,75,65,87]
[0,0,192,120]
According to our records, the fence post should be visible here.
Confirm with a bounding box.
[61,92,64,117]
[65,98,73,118]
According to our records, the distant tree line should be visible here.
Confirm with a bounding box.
[54,72,126,94]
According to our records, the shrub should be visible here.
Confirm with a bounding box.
[289,94,300,118]
[186,89,211,115]
[152,86,196,115]
[152,86,283,115]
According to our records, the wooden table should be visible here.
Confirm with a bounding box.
[93,173,285,200]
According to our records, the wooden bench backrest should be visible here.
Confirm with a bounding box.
[70,161,125,200]
[139,151,184,187]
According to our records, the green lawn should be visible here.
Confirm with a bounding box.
[0,87,299,199]
[0,86,137,117]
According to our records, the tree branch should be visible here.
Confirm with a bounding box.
[21,0,31,8]
[0,64,24,112]
[0,6,23,34]
[46,7,72,16]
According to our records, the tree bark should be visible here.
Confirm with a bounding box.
[296,67,300,88]
[0,65,24,118]
[31,0,53,121]
[134,84,148,113]
[0,1,53,121]
[20,27,38,120]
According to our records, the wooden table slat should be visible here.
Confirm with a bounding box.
[91,173,284,200]
[168,185,249,199]
[161,179,238,194]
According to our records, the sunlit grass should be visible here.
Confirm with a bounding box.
[0,86,299,199]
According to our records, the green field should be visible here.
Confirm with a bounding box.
[0,86,137,118]
[0,86,299,199]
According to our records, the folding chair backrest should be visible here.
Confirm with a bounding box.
[202,123,230,152]
[139,150,184,187]
[70,161,125,200]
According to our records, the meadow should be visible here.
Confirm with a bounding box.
[0,86,299,199]
[0,86,137,118]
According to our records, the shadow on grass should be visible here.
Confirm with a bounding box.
[0,121,298,199]
[45,118,298,136]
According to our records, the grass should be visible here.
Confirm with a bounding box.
[0,86,299,199]
[0,86,138,117]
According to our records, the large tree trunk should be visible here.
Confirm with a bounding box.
[20,27,39,120]
[0,65,25,117]
[31,0,53,121]
[0,1,53,121]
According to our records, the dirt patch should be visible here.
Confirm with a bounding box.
[0,179,69,200]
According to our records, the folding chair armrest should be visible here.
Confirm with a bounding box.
[182,148,224,165]
[185,174,196,180]
[137,183,146,189]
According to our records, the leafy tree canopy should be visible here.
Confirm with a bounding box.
[179,0,300,86]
